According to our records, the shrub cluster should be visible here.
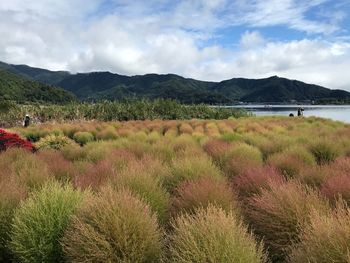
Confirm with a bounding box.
[0,129,34,152]
[0,117,348,262]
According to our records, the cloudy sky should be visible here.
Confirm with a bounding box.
[1,0,350,90]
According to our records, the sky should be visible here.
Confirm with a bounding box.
[0,0,350,90]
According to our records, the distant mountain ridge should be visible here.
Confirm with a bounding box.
[0,68,76,104]
[1,61,349,104]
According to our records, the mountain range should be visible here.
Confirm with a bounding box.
[1,61,349,104]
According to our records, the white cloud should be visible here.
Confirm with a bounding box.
[0,0,350,92]
[240,31,265,49]
[228,0,340,34]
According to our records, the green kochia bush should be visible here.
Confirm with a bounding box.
[168,205,266,263]
[9,182,84,263]
[309,140,340,165]
[111,164,170,224]
[73,131,94,145]
[62,187,163,263]
[166,154,223,192]
[35,134,77,150]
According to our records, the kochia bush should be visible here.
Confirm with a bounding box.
[9,182,84,263]
[168,205,266,263]
[62,188,163,263]
[171,177,239,217]
[73,131,95,145]
[246,181,331,262]
[289,202,350,263]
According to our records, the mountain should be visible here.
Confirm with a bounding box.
[1,61,349,103]
[0,69,76,104]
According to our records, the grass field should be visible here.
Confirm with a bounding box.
[1,116,350,262]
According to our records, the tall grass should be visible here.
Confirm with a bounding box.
[2,100,248,128]
[168,205,266,263]
[62,187,163,263]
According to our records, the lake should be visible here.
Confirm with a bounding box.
[229,105,350,123]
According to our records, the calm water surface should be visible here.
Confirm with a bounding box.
[230,105,350,123]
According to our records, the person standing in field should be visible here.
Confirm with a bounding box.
[23,114,30,127]
[297,108,304,117]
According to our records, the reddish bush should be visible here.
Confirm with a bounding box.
[328,157,350,174]
[246,181,331,262]
[0,129,34,152]
[232,166,285,199]
[37,150,77,182]
[171,177,239,217]
[321,174,350,205]
[223,143,263,178]
[203,139,231,164]
[73,160,115,191]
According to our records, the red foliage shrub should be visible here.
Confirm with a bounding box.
[0,129,34,152]
[232,166,285,199]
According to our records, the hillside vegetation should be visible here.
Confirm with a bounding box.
[0,69,76,104]
[0,117,349,262]
[1,61,349,103]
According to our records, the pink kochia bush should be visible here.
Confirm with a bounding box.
[319,157,350,205]
[171,177,239,217]
[0,129,34,152]
[232,166,285,199]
